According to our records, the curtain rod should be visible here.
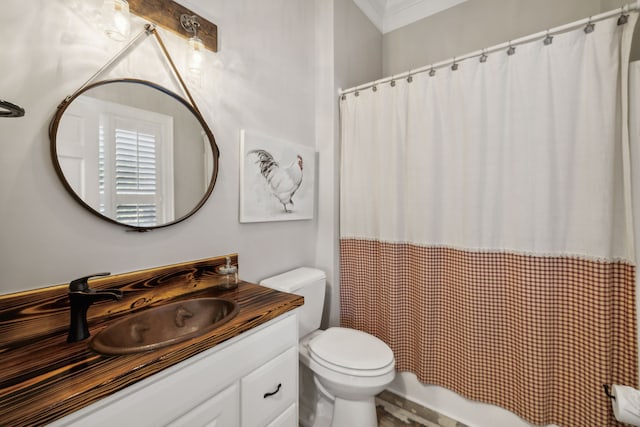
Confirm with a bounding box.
[338,0,640,96]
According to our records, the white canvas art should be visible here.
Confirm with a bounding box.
[240,130,315,222]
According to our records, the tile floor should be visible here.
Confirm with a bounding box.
[376,390,468,427]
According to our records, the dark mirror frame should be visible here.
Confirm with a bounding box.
[49,78,220,232]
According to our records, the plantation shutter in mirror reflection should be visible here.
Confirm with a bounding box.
[115,204,157,226]
[114,128,159,227]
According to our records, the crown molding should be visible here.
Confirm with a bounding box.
[352,0,386,32]
[353,0,468,34]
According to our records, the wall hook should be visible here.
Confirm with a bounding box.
[0,99,25,118]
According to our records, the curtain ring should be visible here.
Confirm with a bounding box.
[340,94,346,101]
[390,75,396,87]
[407,72,413,83]
[451,58,459,71]
[543,30,553,46]
[618,7,629,25]
[507,42,516,56]
[584,17,595,33]
[354,90,360,97]
[429,67,436,77]
[479,49,488,63]
[372,84,377,92]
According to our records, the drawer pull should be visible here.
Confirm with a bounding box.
[263,383,282,399]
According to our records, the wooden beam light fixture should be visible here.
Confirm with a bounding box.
[127,0,218,52]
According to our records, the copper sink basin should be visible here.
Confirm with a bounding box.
[89,298,239,355]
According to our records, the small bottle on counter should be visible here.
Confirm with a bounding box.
[215,257,238,290]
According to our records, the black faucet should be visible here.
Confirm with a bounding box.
[67,273,123,343]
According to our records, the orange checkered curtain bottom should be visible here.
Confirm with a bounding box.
[339,14,639,427]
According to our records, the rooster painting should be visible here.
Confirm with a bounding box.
[248,149,303,213]
[240,130,314,223]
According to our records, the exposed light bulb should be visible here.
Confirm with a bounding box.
[102,0,130,42]
[187,36,205,74]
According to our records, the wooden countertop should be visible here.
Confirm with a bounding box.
[0,256,303,426]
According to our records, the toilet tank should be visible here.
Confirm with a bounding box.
[260,267,326,338]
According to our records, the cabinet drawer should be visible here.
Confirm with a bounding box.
[266,404,297,427]
[167,382,239,427]
[241,347,297,427]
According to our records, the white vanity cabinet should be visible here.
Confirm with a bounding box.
[50,311,299,427]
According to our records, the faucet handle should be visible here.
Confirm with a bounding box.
[69,272,111,292]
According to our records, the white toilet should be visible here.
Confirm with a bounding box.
[260,267,395,427]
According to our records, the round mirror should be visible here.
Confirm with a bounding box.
[50,79,219,230]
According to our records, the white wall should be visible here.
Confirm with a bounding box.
[335,0,384,91]
[0,0,317,294]
[314,0,339,328]
[382,0,627,76]
[314,0,383,328]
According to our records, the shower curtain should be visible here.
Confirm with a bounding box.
[340,14,638,427]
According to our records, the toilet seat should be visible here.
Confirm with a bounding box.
[308,327,395,377]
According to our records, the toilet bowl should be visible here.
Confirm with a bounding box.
[260,268,396,427]
[306,327,395,426]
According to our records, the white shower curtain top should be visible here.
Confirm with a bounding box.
[340,14,637,262]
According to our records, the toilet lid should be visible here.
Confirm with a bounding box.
[308,327,394,371]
